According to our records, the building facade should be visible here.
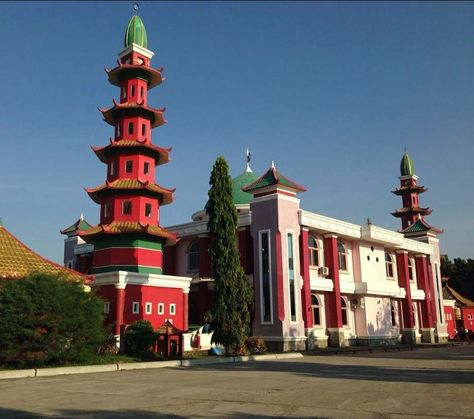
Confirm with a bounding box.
[164,152,448,350]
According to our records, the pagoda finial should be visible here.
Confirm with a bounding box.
[80,213,84,221]
[245,148,252,173]
[133,2,139,15]
[271,160,275,169]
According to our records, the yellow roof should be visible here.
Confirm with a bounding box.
[0,225,86,282]
[446,285,474,307]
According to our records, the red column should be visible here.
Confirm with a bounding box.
[182,292,189,331]
[415,255,434,328]
[396,251,415,328]
[299,228,313,328]
[199,237,211,277]
[323,234,342,328]
[114,285,126,336]
[426,256,438,326]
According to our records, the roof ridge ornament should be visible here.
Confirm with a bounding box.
[245,148,252,173]
[133,2,139,15]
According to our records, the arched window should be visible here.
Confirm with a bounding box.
[311,294,321,326]
[408,258,414,281]
[308,236,319,267]
[187,241,200,272]
[390,301,397,326]
[341,297,348,326]
[385,252,394,278]
[337,241,347,271]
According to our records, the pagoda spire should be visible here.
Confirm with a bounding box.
[391,151,442,235]
[80,12,177,274]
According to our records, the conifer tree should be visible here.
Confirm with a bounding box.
[206,156,253,354]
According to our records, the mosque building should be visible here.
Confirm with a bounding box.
[62,12,451,349]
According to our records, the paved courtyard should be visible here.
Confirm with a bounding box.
[0,345,473,418]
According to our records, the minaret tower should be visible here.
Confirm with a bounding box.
[79,10,191,342]
[391,152,433,230]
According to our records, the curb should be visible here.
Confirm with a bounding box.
[0,352,304,380]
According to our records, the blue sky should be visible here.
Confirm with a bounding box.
[0,1,472,263]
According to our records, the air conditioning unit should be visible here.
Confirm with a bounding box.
[319,266,329,277]
[351,296,365,309]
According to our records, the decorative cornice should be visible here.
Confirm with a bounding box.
[93,271,191,292]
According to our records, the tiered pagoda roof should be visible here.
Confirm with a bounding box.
[106,64,164,89]
[79,221,177,246]
[398,218,443,235]
[92,140,171,166]
[60,214,93,238]
[0,224,87,282]
[85,179,175,205]
[99,100,166,128]
[391,206,432,218]
[443,285,474,307]
[392,184,427,196]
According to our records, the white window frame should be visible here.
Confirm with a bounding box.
[337,241,348,272]
[132,302,139,314]
[259,229,274,324]
[308,235,320,268]
[157,303,164,315]
[385,252,395,279]
[341,296,349,327]
[145,302,152,315]
[103,302,110,314]
[287,230,298,323]
[169,303,176,315]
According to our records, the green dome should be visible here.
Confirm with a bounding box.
[232,171,259,205]
[124,15,148,49]
[400,152,415,177]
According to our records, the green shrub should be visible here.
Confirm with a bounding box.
[246,336,267,355]
[0,274,105,368]
[123,320,156,355]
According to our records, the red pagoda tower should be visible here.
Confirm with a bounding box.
[391,151,442,235]
[79,12,191,344]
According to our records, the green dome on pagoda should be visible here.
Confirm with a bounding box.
[124,15,148,49]
[400,152,415,177]
[232,171,259,205]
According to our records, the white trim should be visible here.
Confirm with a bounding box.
[259,229,274,325]
[145,302,152,314]
[132,301,140,314]
[169,303,176,315]
[157,302,165,315]
[92,271,192,293]
[93,246,163,254]
[251,191,300,205]
[286,230,299,324]
[118,43,154,59]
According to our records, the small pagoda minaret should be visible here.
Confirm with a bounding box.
[79,10,191,342]
[391,152,433,230]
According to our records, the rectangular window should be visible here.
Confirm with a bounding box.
[128,122,134,135]
[140,86,144,99]
[132,302,139,314]
[66,260,74,269]
[145,302,152,315]
[122,201,132,215]
[145,203,152,217]
[144,162,150,175]
[110,161,116,176]
[141,123,146,136]
[170,304,176,315]
[259,231,272,323]
[287,232,297,322]
[125,160,133,173]
[103,302,110,314]
[121,88,126,100]
[116,124,122,138]
[131,85,135,97]
[103,203,110,218]
[158,303,164,315]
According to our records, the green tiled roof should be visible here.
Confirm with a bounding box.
[400,152,415,177]
[232,171,259,205]
[124,15,148,49]
[401,219,431,233]
[242,166,306,193]
[60,216,92,237]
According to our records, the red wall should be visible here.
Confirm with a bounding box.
[95,284,187,331]
[444,305,456,339]
[462,307,474,331]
